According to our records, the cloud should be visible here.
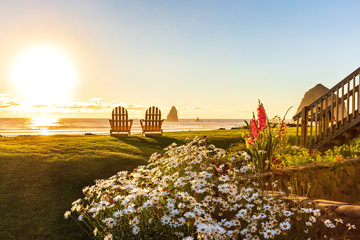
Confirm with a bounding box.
[27,99,149,114]
[0,94,209,114]
[0,94,21,109]
[89,97,102,102]
[0,95,225,118]
[123,104,148,111]
[32,104,51,108]
[0,101,20,108]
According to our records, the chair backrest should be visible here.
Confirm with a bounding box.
[112,106,129,130]
[144,106,162,130]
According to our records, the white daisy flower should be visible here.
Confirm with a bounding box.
[104,233,113,240]
[113,210,123,218]
[279,221,291,230]
[161,215,171,225]
[64,211,71,219]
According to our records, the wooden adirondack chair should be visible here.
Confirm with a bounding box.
[109,106,133,136]
[140,106,165,136]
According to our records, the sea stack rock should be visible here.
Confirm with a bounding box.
[295,84,329,116]
[166,106,179,122]
[296,83,346,118]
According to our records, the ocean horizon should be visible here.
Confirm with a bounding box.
[0,118,248,136]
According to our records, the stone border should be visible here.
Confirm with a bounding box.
[259,157,360,203]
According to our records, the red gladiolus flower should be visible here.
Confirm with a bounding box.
[247,101,267,144]
[257,103,267,131]
[248,115,260,144]
[278,123,286,139]
[109,199,114,204]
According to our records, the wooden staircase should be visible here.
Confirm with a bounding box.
[293,67,360,151]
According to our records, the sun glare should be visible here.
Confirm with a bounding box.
[30,117,59,128]
[28,117,60,135]
[10,46,77,105]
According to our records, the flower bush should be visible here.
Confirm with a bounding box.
[233,101,356,169]
[235,102,290,171]
[322,136,360,160]
[273,134,360,167]
[65,137,352,240]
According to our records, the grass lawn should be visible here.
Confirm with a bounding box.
[0,129,246,240]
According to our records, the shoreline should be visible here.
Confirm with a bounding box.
[0,127,244,137]
[0,118,246,137]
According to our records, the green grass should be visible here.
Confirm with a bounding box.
[0,129,246,240]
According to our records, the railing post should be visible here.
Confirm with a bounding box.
[325,96,328,136]
[353,74,356,118]
[347,79,350,122]
[358,70,360,116]
[342,82,345,126]
[336,88,339,129]
[331,91,334,132]
[296,118,299,146]
[315,103,318,143]
[300,106,308,148]
[310,107,313,145]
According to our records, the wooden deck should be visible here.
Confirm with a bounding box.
[293,67,360,151]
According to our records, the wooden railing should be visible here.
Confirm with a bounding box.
[293,67,360,150]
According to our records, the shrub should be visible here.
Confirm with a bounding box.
[231,101,356,169]
[65,137,352,239]
[231,102,290,171]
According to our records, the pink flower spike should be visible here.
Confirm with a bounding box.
[257,102,267,131]
[248,116,260,144]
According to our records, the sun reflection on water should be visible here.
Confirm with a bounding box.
[28,117,60,134]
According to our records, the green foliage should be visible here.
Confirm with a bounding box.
[230,100,360,169]
[323,136,360,160]
[276,146,323,167]
[278,134,360,167]
[232,122,360,169]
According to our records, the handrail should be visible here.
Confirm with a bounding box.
[293,67,360,150]
[293,67,360,121]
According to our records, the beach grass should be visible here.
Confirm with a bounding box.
[0,129,246,240]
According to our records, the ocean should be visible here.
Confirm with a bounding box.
[0,118,247,136]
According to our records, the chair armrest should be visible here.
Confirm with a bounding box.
[140,120,164,122]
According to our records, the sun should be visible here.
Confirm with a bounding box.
[10,46,77,105]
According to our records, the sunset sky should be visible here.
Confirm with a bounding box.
[1,1,360,119]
